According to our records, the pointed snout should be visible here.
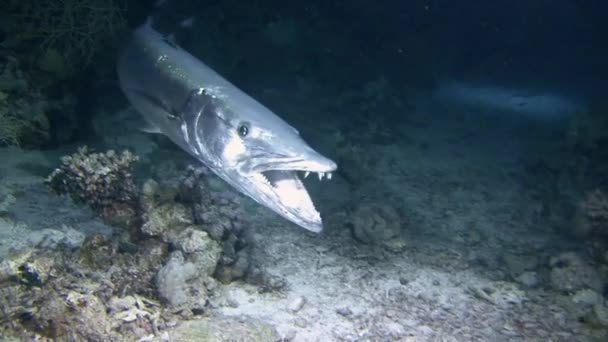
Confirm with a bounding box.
[306,149,337,172]
[292,147,337,172]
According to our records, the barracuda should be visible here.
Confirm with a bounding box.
[117,20,337,232]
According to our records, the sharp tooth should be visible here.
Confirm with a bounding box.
[327,172,332,180]
[304,171,310,178]
[318,172,323,180]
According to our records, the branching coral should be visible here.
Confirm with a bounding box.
[46,146,140,229]
[0,97,51,148]
[5,0,126,68]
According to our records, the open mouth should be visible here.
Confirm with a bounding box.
[250,168,334,227]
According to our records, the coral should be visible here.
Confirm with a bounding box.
[178,166,253,283]
[140,178,223,311]
[155,251,212,311]
[46,146,140,229]
[0,57,54,147]
[30,290,117,340]
[141,201,193,241]
[3,0,126,69]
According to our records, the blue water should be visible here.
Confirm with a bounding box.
[0,1,607,340]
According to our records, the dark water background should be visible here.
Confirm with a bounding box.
[1,0,608,340]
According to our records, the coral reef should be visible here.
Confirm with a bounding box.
[0,0,125,148]
[46,147,140,230]
[140,179,222,312]
[44,152,259,311]
[0,234,162,340]
[177,166,253,284]
[135,166,258,311]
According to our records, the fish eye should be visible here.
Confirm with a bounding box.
[237,122,250,137]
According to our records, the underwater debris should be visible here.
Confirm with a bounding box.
[46,146,140,230]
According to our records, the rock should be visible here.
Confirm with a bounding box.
[177,166,254,285]
[215,249,250,284]
[293,317,308,328]
[399,273,417,285]
[141,179,177,213]
[31,291,117,340]
[156,238,219,307]
[0,252,54,286]
[156,251,207,309]
[549,252,602,293]
[593,304,608,328]
[280,329,297,341]
[351,203,403,245]
[30,226,86,250]
[0,251,32,283]
[107,295,137,312]
[141,203,193,240]
[18,257,54,286]
[468,281,526,306]
[504,254,539,277]
[571,289,602,306]
[175,227,220,255]
[245,269,288,293]
[189,244,223,277]
[516,272,540,288]
[288,296,306,313]
[168,315,278,341]
[336,307,353,317]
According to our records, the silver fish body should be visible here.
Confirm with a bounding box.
[117,21,336,232]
